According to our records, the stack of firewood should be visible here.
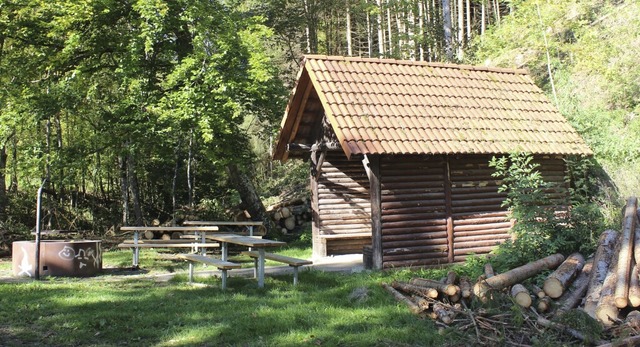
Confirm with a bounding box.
[383,196,640,345]
[267,198,311,234]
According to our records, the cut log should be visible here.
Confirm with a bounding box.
[543,253,585,299]
[532,284,546,299]
[595,269,620,326]
[595,230,623,326]
[280,207,291,218]
[537,296,553,313]
[555,260,592,315]
[411,295,430,312]
[629,263,640,307]
[433,303,452,324]
[284,216,296,231]
[624,310,640,331]
[484,263,495,278]
[459,277,472,299]
[614,197,638,308]
[410,278,458,296]
[510,284,532,308]
[391,281,439,299]
[381,283,422,314]
[445,271,457,285]
[583,229,619,318]
[143,230,155,239]
[473,253,565,300]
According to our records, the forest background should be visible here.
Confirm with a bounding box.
[0,0,638,251]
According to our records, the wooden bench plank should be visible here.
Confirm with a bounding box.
[175,254,241,290]
[241,251,312,266]
[117,242,220,248]
[175,254,241,270]
[241,251,311,286]
[318,232,372,239]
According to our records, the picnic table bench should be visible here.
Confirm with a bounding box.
[119,226,222,267]
[241,251,312,286]
[175,253,241,290]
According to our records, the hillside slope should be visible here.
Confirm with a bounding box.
[468,0,640,211]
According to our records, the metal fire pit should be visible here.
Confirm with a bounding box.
[12,240,102,277]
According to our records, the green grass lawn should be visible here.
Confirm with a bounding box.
[0,244,449,347]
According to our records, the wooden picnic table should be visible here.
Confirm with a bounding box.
[182,220,263,237]
[119,226,220,267]
[205,233,285,288]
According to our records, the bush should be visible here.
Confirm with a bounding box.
[489,152,603,266]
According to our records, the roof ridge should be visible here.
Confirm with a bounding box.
[303,54,529,75]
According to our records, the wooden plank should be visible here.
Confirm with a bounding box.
[319,232,371,239]
[241,251,312,266]
[117,243,221,248]
[120,226,220,232]
[175,254,241,270]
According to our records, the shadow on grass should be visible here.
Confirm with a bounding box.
[0,267,444,347]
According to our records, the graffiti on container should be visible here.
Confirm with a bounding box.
[18,246,33,277]
[58,245,101,269]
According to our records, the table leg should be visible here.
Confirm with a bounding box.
[200,232,206,256]
[257,248,266,288]
[133,231,140,268]
[221,242,228,261]
[248,226,253,251]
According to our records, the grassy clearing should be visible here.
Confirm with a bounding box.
[0,245,447,347]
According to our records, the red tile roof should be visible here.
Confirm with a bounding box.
[274,55,592,160]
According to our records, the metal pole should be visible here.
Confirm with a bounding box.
[34,179,47,280]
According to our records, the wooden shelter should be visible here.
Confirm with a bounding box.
[273,55,592,269]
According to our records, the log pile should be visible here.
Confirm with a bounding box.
[382,196,640,345]
[267,198,311,234]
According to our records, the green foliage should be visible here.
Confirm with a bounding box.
[489,153,602,266]
[468,0,640,234]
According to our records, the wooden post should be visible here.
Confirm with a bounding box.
[310,168,323,258]
[444,158,454,263]
[365,155,383,270]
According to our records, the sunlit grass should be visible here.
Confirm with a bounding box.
[0,260,446,346]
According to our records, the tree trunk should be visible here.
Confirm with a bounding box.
[510,284,531,308]
[376,0,384,57]
[0,140,8,217]
[119,155,129,226]
[628,262,640,307]
[473,253,565,300]
[226,163,278,238]
[457,0,463,59]
[442,0,453,61]
[556,260,592,315]
[614,197,638,308]
[595,233,622,326]
[187,129,194,208]
[532,284,546,299]
[382,283,423,314]
[537,296,552,312]
[391,281,438,299]
[128,152,143,226]
[583,229,618,317]
[543,252,585,299]
[346,0,352,56]
[410,277,458,296]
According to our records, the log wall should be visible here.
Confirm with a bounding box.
[313,152,371,257]
[312,152,569,266]
[450,155,510,263]
[380,155,448,268]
